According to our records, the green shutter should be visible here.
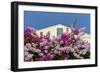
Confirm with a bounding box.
[57,28,63,36]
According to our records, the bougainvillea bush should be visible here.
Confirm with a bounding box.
[24,27,90,62]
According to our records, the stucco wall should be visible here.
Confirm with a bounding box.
[36,24,71,37]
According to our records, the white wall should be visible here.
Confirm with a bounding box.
[37,24,70,37]
[0,0,99,73]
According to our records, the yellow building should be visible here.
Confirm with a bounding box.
[36,24,90,42]
[36,24,71,37]
[80,33,90,42]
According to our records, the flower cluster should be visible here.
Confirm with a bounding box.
[24,27,90,61]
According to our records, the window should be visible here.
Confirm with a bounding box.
[57,28,63,36]
[66,27,69,32]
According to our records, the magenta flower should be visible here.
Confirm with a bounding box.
[60,33,70,43]
[24,27,33,33]
[71,28,79,35]
[24,26,90,61]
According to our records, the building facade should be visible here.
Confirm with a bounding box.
[36,24,90,42]
[36,24,71,37]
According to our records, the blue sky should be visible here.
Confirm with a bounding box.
[24,11,90,34]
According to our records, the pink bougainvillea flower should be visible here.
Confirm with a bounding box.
[24,27,33,33]
[24,26,90,61]
[60,33,70,43]
[71,28,79,35]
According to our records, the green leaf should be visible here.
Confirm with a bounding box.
[53,53,61,60]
